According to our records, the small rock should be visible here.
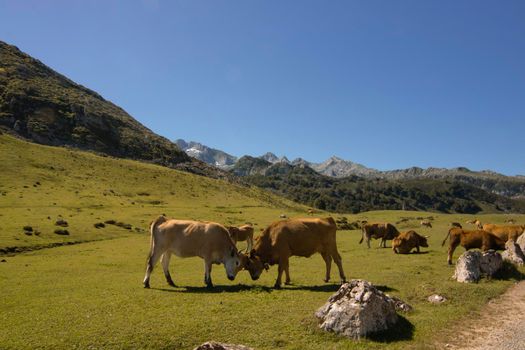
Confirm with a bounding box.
[1,259,6,263]
[501,240,525,266]
[54,229,70,236]
[94,222,106,229]
[279,214,287,219]
[315,279,399,339]
[428,294,447,304]
[193,341,253,350]
[24,231,33,236]
[23,226,33,232]
[55,219,68,227]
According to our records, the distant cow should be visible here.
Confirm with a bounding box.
[441,227,506,265]
[392,230,429,254]
[359,222,400,248]
[481,223,525,242]
[307,208,315,216]
[143,216,241,288]
[228,224,254,252]
[241,217,346,288]
[450,222,463,229]
[420,220,432,228]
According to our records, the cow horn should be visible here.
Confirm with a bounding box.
[425,235,429,238]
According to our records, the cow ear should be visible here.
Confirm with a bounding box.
[249,249,256,258]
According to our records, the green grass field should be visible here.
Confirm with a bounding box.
[1,134,523,349]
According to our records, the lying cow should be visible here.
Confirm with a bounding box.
[480,223,525,242]
[143,215,241,288]
[241,217,346,288]
[359,222,400,248]
[441,227,506,265]
[392,230,429,254]
[228,224,254,252]
[420,220,432,228]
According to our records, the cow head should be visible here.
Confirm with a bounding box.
[240,250,269,280]
[419,235,429,247]
[392,237,401,253]
[223,246,241,281]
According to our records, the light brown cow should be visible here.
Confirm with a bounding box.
[441,227,506,265]
[392,230,429,254]
[359,222,400,248]
[481,223,525,242]
[420,220,432,228]
[228,224,254,252]
[242,217,346,288]
[143,216,241,288]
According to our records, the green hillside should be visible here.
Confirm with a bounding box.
[0,133,305,252]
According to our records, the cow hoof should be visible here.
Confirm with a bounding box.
[167,281,176,287]
[285,281,292,285]
[274,284,282,289]
[206,283,214,289]
[323,279,330,283]
[143,283,150,289]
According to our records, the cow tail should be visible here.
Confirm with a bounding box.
[441,229,451,247]
[359,227,364,244]
[147,215,167,259]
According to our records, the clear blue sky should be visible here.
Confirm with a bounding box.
[1,1,524,175]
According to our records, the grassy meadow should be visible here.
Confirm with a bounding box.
[1,134,524,349]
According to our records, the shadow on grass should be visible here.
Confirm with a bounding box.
[153,283,344,293]
[494,261,525,281]
[153,284,273,293]
[367,315,415,342]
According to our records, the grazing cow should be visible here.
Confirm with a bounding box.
[450,222,463,229]
[474,220,483,230]
[307,208,315,216]
[505,218,516,224]
[228,224,254,252]
[441,227,506,265]
[420,220,432,228]
[359,222,400,248]
[143,216,241,288]
[392,230,429,254]
[481,223,525,242]
[241,217,346,288]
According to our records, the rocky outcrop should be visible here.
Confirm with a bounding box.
[315,280,400,339]
[453,251,503,283]
[517,233,525,253]
[193,342,253,350]
[427,294,447,304]
[501,240,525,266]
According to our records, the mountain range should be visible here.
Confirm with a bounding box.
[2,39,524,214]
[175,138,525,199]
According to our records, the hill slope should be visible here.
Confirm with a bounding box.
[0,41,200,170]
[0,133,305,251]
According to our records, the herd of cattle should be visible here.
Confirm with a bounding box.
[142,215,525,289]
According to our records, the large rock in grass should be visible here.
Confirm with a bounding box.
[501,240,525,266]
[453,250,503,283]
[315,279,399,339]
[193,341,253,350]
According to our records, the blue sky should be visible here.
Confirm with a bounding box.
[1,1,524,175]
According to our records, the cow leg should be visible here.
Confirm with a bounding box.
[321,252,332,283]
[161,252,176,287]
[143,249,163,288]
[448,242,459,265]
[283,259,291,285]
[331,251,346,284]
[246,237,253,252]
[275,257,289,288]
[204,259,213,288]
[367,237,371,249]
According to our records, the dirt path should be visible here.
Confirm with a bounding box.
[443,280,525,350]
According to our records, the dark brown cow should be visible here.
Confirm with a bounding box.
[441,227,506,265]
[450,222,463,229]
[392,230,429,254]
[241,217,346,288]
[359,222,400,248]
